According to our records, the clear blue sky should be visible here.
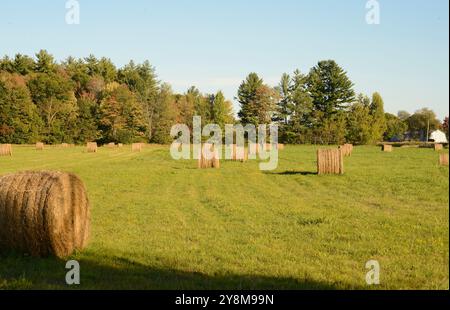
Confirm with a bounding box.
[1,0,448,119]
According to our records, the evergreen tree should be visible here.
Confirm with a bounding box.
[306,60,355,115]
[283,70,313,143]
[35,50,57,74]
[306,60,355,143]
[237,73,264,125]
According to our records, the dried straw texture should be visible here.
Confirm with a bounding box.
[439,154,449,166]
[86,142,97,153]
[35,142,44,150]
[339,144,353,157]
[434,144,443,151]
[132,143,142,152]
[382,145,393,152]
[198,144,220,169]
[0,144,12,156]
[317,149,344,175]
[0,171,90,258]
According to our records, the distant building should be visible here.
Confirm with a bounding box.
[429,130,448,143]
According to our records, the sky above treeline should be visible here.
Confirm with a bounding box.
[0,0,448,119]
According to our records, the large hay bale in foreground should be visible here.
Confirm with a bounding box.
[86,142,97,153]
[317,149,344,175]
[0,144,12,156]
[382,144,392,152]
[434,144,443,151]
[339,143,353,156]
[0,171,90,258]
[132,143,142,152]
[35,142,44,150]
[439,154,449,166]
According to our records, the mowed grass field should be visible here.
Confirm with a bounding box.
[0,144,448,290]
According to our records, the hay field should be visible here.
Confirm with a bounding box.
[0,145,448,289]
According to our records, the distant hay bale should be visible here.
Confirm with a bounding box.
[198,144,220,169]
[35,142,44,150]
[255,143,272,154]
[434,144,443,151]
[61,143,69,148]
[118,143,123,148]
[0,144,12,156]
[277,143,285,151]
[439,154,449,166]
[132,143,143,152]
[0,171,90,258]
[86,142,97,153]
[317,148,344,175]
[235,145,248,162]
[382,144,392,152]
[339,144,353,156]
[107,142,116,148]
[227,144,248,162]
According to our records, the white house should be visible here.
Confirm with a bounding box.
[430,130,448,143]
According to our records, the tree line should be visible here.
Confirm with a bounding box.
[0,51,447,145]
[238,60,447,144]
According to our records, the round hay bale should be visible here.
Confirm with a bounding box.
[317,148,344,175]
[0,171,91,258]
[86,142,97,153]
[0,144,12,156]
[382,144,392,152]
[132,143,142,152]
[439,153,449,166]
[35,142,44,150]
[434,144,443,151]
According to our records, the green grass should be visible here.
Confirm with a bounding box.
[0,144,448,289]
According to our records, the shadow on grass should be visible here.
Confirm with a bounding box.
[0,252,355,290]
[265,170,318,176]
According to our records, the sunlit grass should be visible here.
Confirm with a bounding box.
[0,144,448,289]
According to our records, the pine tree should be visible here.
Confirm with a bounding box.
[237,73,264,125]
[306,60,355,115]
